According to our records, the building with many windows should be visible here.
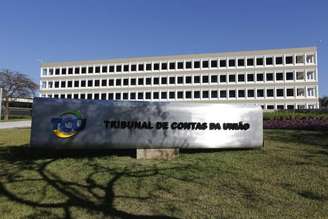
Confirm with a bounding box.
[40,47,319,110]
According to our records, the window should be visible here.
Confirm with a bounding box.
[80,94,85,99]
[238,90,245,98]
[55,68,60,75]
[256,58,263,65]
[211,60,218,68]
[95,66,100,73]
[115,93,121,100]
[131,64,137,71]
[194,91,200,99]
[287,105,294,110]
[194,76,200,83]
[87,80,93,87]
[101,93,106,100]
[220,90,227,98]
[116,65,122,72]
[285,56,293,64]
[186,76,192,84]
[67,81,72,88]
[266,57,273,65]
[62,68,67,75]
[178,62,184,69]
[123,65,129,72]
[138,92,143,100]
[161,91,167,100]
[306,55,314,63]
[87,93,92,100]
[146,63,152,71]
[161,63,168,70]
[88,66,93,74]
[286,72,294,80]
[296,55,304,64]
[153,92,159,99]
[229,90,236,98]
[161,77,167,85]
[138,64,144,71]
[247,90,255,97]
[307,71,314,80]
[275,57,283,65]
[257,89,264,97]
[228,59,235,67]
[74,80,79,88]
[211,90,218,98]
[108,93,114,100]
[81,80,86,87]
[153,77,159,85]
[94,93,99,100]
[266,73,273,81]
[130,93,136,100]
[146,77,152,85]
[177,91,183,99]
[101,79,107,87]
[247,74,254,82]
[186,61,192,69]
[266,89,274,97]
[42,68,47,76]
[74,94,79,99]
[49,69,54,75]
[123,78,129,86]
[102,66,108,73]
[220,60,226,67]
[94,80,100,87]
[42,81,46,88]
[138,78,144,85]
[68,68,73,75]
[177,76,184,84]
[247,58,254,66]
[276,89,284,97]
[287,88,294,96]
[277,105,284,110]
[108,79,114,86]
[130,78,136,86]
[48,81,53,88]
[202,60,209,68]
[81,67,87,74]
[154,63,160,70]
[238,74,245,82]
[202,75,209,83]
[109,65,115,72]
[60,94,65,99]
[185,91,192,99]
[267,105,274,110]
[116,79,121,86]
[169,91,175,99]
[211,75,218,83]
[307,88,315,96]
[237,59,245,67]
[194,61,200,68]
[169,77,175,84]
[202,90,209,98]
[220,75,227,83]
[145,92,151,99]
[297,105,306,109]
[297,88,305,96]
[229,75,235,82]
[276,72,284,81]
[169,62,175,70]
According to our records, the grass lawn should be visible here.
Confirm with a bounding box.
[0,129,327,218]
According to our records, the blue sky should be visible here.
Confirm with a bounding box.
[1,0,327,96]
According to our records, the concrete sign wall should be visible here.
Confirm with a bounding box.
[30,98,263,149]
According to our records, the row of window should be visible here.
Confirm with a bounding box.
[41,71,316,89]
[41,87,316,102]
[42,54,316,76]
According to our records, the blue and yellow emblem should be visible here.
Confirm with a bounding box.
[51,111,86,138]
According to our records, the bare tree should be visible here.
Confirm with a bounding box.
[0,69,38,120]
[319,96,328,109]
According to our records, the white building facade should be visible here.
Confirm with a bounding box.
[40,47,319,110]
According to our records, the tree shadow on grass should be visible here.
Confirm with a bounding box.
[0,144,187,218]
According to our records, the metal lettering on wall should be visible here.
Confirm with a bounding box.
[30,98,263,149]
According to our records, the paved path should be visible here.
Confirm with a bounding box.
[0,120,31,129]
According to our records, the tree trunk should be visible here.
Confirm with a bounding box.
[4,99,9,121]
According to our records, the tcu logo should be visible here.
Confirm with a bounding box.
[51,111,86,138]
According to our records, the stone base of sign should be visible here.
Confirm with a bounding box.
[136,148,179,160]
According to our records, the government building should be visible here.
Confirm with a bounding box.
[40,47,319,110]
